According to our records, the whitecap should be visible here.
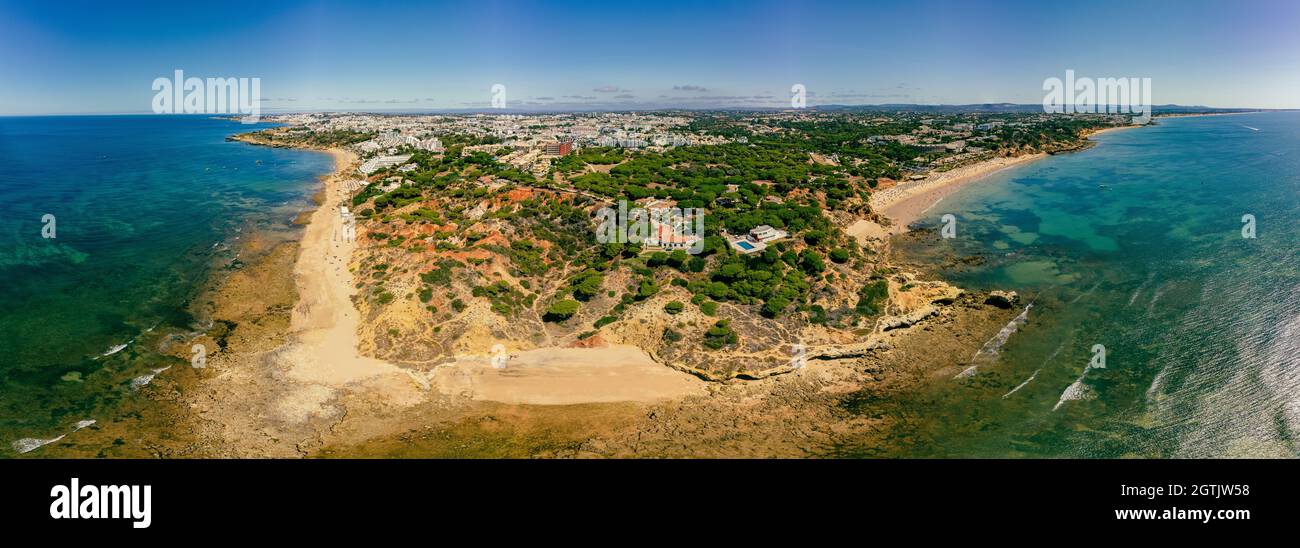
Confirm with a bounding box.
[11,418,97,454]
[1147,282,1169,313]
[98,342,129,358]
[1053,377,1093,411]
[12,435,66,454]
[1145,364,1169,404]
[958,302,1032,378]
[130,366,171,391]
[1068,281,1101,305]
[1054,356,1102,411]
[1129,273,1154,306]
[1003,369,1041,398]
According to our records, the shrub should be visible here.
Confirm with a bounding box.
[570,270,605,301]
[855,280,889,315]
[761,296,791,318]
[664,301,685,314]
[635,279,659,301]
[544,299,580,322]
[809,304,828,324]
[667,250,688,270]
[799,250,826,274]
[703,319,738,349]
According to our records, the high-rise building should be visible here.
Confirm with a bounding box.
[544,140,574,156]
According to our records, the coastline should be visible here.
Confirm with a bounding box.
[872,153,1048,233]
[872,123,1150,232]
[181,146,431,456]
[176,142,714,456]
[172,135,1018,458]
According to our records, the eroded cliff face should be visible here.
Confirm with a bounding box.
[346,180,990,383]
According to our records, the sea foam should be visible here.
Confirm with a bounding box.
[11,419,97,454]
[130,366,171,391]
[956,302,1032,378]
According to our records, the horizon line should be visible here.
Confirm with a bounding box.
[2,103,1294,118]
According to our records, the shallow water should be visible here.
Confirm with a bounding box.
[867,112,1300,458]
[0,115,332,455]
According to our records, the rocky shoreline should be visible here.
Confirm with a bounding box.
[41,135,1025,458]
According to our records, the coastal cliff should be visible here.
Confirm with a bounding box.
[116,108,1148,458]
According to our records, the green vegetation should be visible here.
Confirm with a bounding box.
[544,299,580,322]
[552,146,624,173]
[703,319,738,350]
[855,279,889,316]
[472,280,528,317]
[569,269,605,300]
[323,109,1117,337]
[419,259,462,286]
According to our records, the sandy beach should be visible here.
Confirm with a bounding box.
[280,153,701,404]
[871,153,1047,232]
[40,138,1025,459]
[435,346,705,405]
[870,122,1157,233]
[177,147,707,455]
[280,149,409,388]
[27,133,1035,460]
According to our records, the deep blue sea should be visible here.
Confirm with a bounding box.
[0,115,332,455]
[875,112,1300,457]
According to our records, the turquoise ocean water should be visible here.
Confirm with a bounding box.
[864,112,1300,457]
[2,113,1295,458]
[0,115,332,455]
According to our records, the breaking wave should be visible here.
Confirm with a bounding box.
[11,419,97,454]
[956,302,1032,378]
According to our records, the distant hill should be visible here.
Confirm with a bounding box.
[812,103,1276,115]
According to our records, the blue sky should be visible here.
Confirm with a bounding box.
[2,0,1298,114]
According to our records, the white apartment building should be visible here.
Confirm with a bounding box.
[358,154,412,175]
